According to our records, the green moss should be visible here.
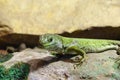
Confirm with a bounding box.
[0,54,13,63]
[0,62,30,80]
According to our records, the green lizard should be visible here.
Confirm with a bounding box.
[39,34,120,64]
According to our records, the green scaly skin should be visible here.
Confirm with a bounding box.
[39,34,120,64]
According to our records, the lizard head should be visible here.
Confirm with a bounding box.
[39,34,63,52]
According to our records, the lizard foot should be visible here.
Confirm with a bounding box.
[71,55,87,62]
[72,56,87,68]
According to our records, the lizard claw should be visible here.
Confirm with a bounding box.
[73,61,83,69]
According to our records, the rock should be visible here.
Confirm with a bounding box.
[1,0,120,34]
[18,43,27,51]
[0,23,13,36]
[1,48,120,80]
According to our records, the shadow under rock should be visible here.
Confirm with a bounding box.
[28,54,76,72]
[27,56,59,71]
[60,26,120,40]
[0,33,39,49]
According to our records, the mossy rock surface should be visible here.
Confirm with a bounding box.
[0,62,30,80]
[0,52,30,80]
[1,48,120,80]
[0,54,13,63]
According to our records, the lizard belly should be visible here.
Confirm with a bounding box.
[81,45,118,53]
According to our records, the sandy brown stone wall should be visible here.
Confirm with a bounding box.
[0,0,120,34]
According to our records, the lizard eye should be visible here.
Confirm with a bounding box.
[48,37,53,42]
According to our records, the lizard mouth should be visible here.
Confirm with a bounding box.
[42,42,61,51]
[42,43,54,49]
[43,43,51,47]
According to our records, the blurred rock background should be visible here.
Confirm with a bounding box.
[0,0,120,35]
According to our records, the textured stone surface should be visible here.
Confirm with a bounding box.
[0,23,13,36]
[2,48,120,80]
[0,0,120,34]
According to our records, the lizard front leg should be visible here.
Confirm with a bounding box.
[66,46,87,65]
[50,51,64,59]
